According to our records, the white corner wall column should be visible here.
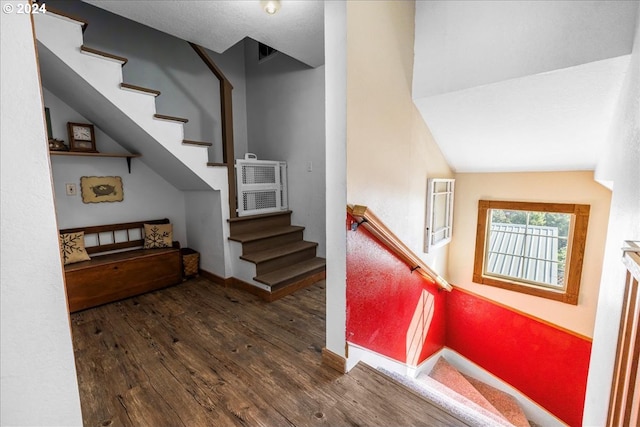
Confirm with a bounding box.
[184,189,233,279]
[324,0,348,363]
[585,6,640,425]
[1,5,83,425]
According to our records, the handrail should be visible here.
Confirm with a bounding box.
[608,240,640,427]
[347,204,452,291]
[189,43,237,218]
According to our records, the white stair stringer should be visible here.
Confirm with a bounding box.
[34,11,227,194]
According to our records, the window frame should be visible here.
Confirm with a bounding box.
[424,178,455,253]
[473,200,590,305]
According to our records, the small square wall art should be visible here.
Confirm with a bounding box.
[80,176,124,203]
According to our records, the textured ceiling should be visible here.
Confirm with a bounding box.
[83,0,324,68]
[413,1,639,172]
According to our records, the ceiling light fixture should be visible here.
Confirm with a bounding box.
[262,0,281,15]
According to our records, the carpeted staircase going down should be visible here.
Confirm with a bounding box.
[419,357,531,427]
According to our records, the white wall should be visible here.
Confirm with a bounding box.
[45,89,188,244]
[48,0,248,163]
[244,39,326,257]
[185,190,229,277]
[585,7,640,425]
[0,5,83,425]
[324,0,348,361]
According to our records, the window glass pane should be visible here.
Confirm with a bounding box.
[485,209,571,289]
[433,194,448,231]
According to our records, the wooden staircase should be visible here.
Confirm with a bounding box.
[228,211,326,301]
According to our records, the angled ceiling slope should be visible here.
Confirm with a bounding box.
[413,1,639,173]
[82,0,324,68]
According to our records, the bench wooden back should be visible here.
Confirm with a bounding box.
[60,219,171,255]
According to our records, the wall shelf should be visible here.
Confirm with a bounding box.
[50,151,141,173]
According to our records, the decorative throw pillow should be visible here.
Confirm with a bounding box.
[144,223,173,249]
[59,232,91,265]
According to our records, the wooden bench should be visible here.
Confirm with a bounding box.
[60,219,182,313]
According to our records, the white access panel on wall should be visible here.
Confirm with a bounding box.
[236,154,288,217]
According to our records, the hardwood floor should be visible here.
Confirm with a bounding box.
[71,277,467,426]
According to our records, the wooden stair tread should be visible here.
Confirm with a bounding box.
[254,257,326,288]
[120,83,161,96]
[183,139,213,147]
[240,241,318,264]
[80,45,128,65]
[228,210,293,223]
[229,225,304,243]
[153,113,189,123]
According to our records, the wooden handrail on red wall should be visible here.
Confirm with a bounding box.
[347,205,452,291]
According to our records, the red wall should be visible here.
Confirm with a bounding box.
[346,215,447,364]
[446,288,592,427]
[346,214,591,426]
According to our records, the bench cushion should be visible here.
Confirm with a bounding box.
[64,247,182,312]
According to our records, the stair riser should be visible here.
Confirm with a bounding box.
[255,247,318,276]
[269,266,327,292]
[230,212,292,236]
[242,230,304,254]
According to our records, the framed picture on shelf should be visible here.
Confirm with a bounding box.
[67,122,97,152]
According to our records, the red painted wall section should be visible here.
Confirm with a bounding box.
[446,288,592,427]
[346,215,446,364]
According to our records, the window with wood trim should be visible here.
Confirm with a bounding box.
[473,200,590,305]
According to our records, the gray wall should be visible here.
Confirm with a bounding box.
[45,89,189,244]
[49,0,248,163]
[185,190,227,277]
[245,39,326,256]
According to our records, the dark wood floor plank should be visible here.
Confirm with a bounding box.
[71,277,469,427]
